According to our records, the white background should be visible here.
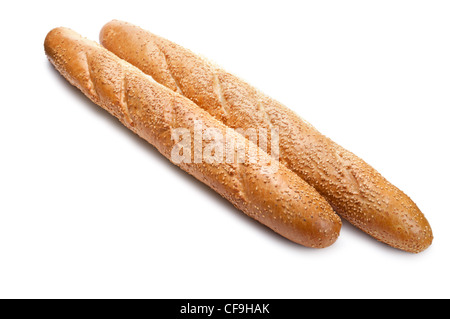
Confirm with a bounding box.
[0,0,449,299]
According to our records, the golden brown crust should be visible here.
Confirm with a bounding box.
[100,20,433,253]
[45,27,342,248]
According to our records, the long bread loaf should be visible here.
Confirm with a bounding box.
[44,27,342,248]
[100,20,433,253]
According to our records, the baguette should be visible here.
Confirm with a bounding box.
[44,27,342,248]
[100,20,433,253]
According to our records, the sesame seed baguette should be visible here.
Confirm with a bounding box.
[99,20,433,253]
[45,27,341,248]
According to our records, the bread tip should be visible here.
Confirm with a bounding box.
[414,230,434,254]
[44,27,75,54]
[307,215,342,249]
[99,20,119,46]
[44,27,63,57]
